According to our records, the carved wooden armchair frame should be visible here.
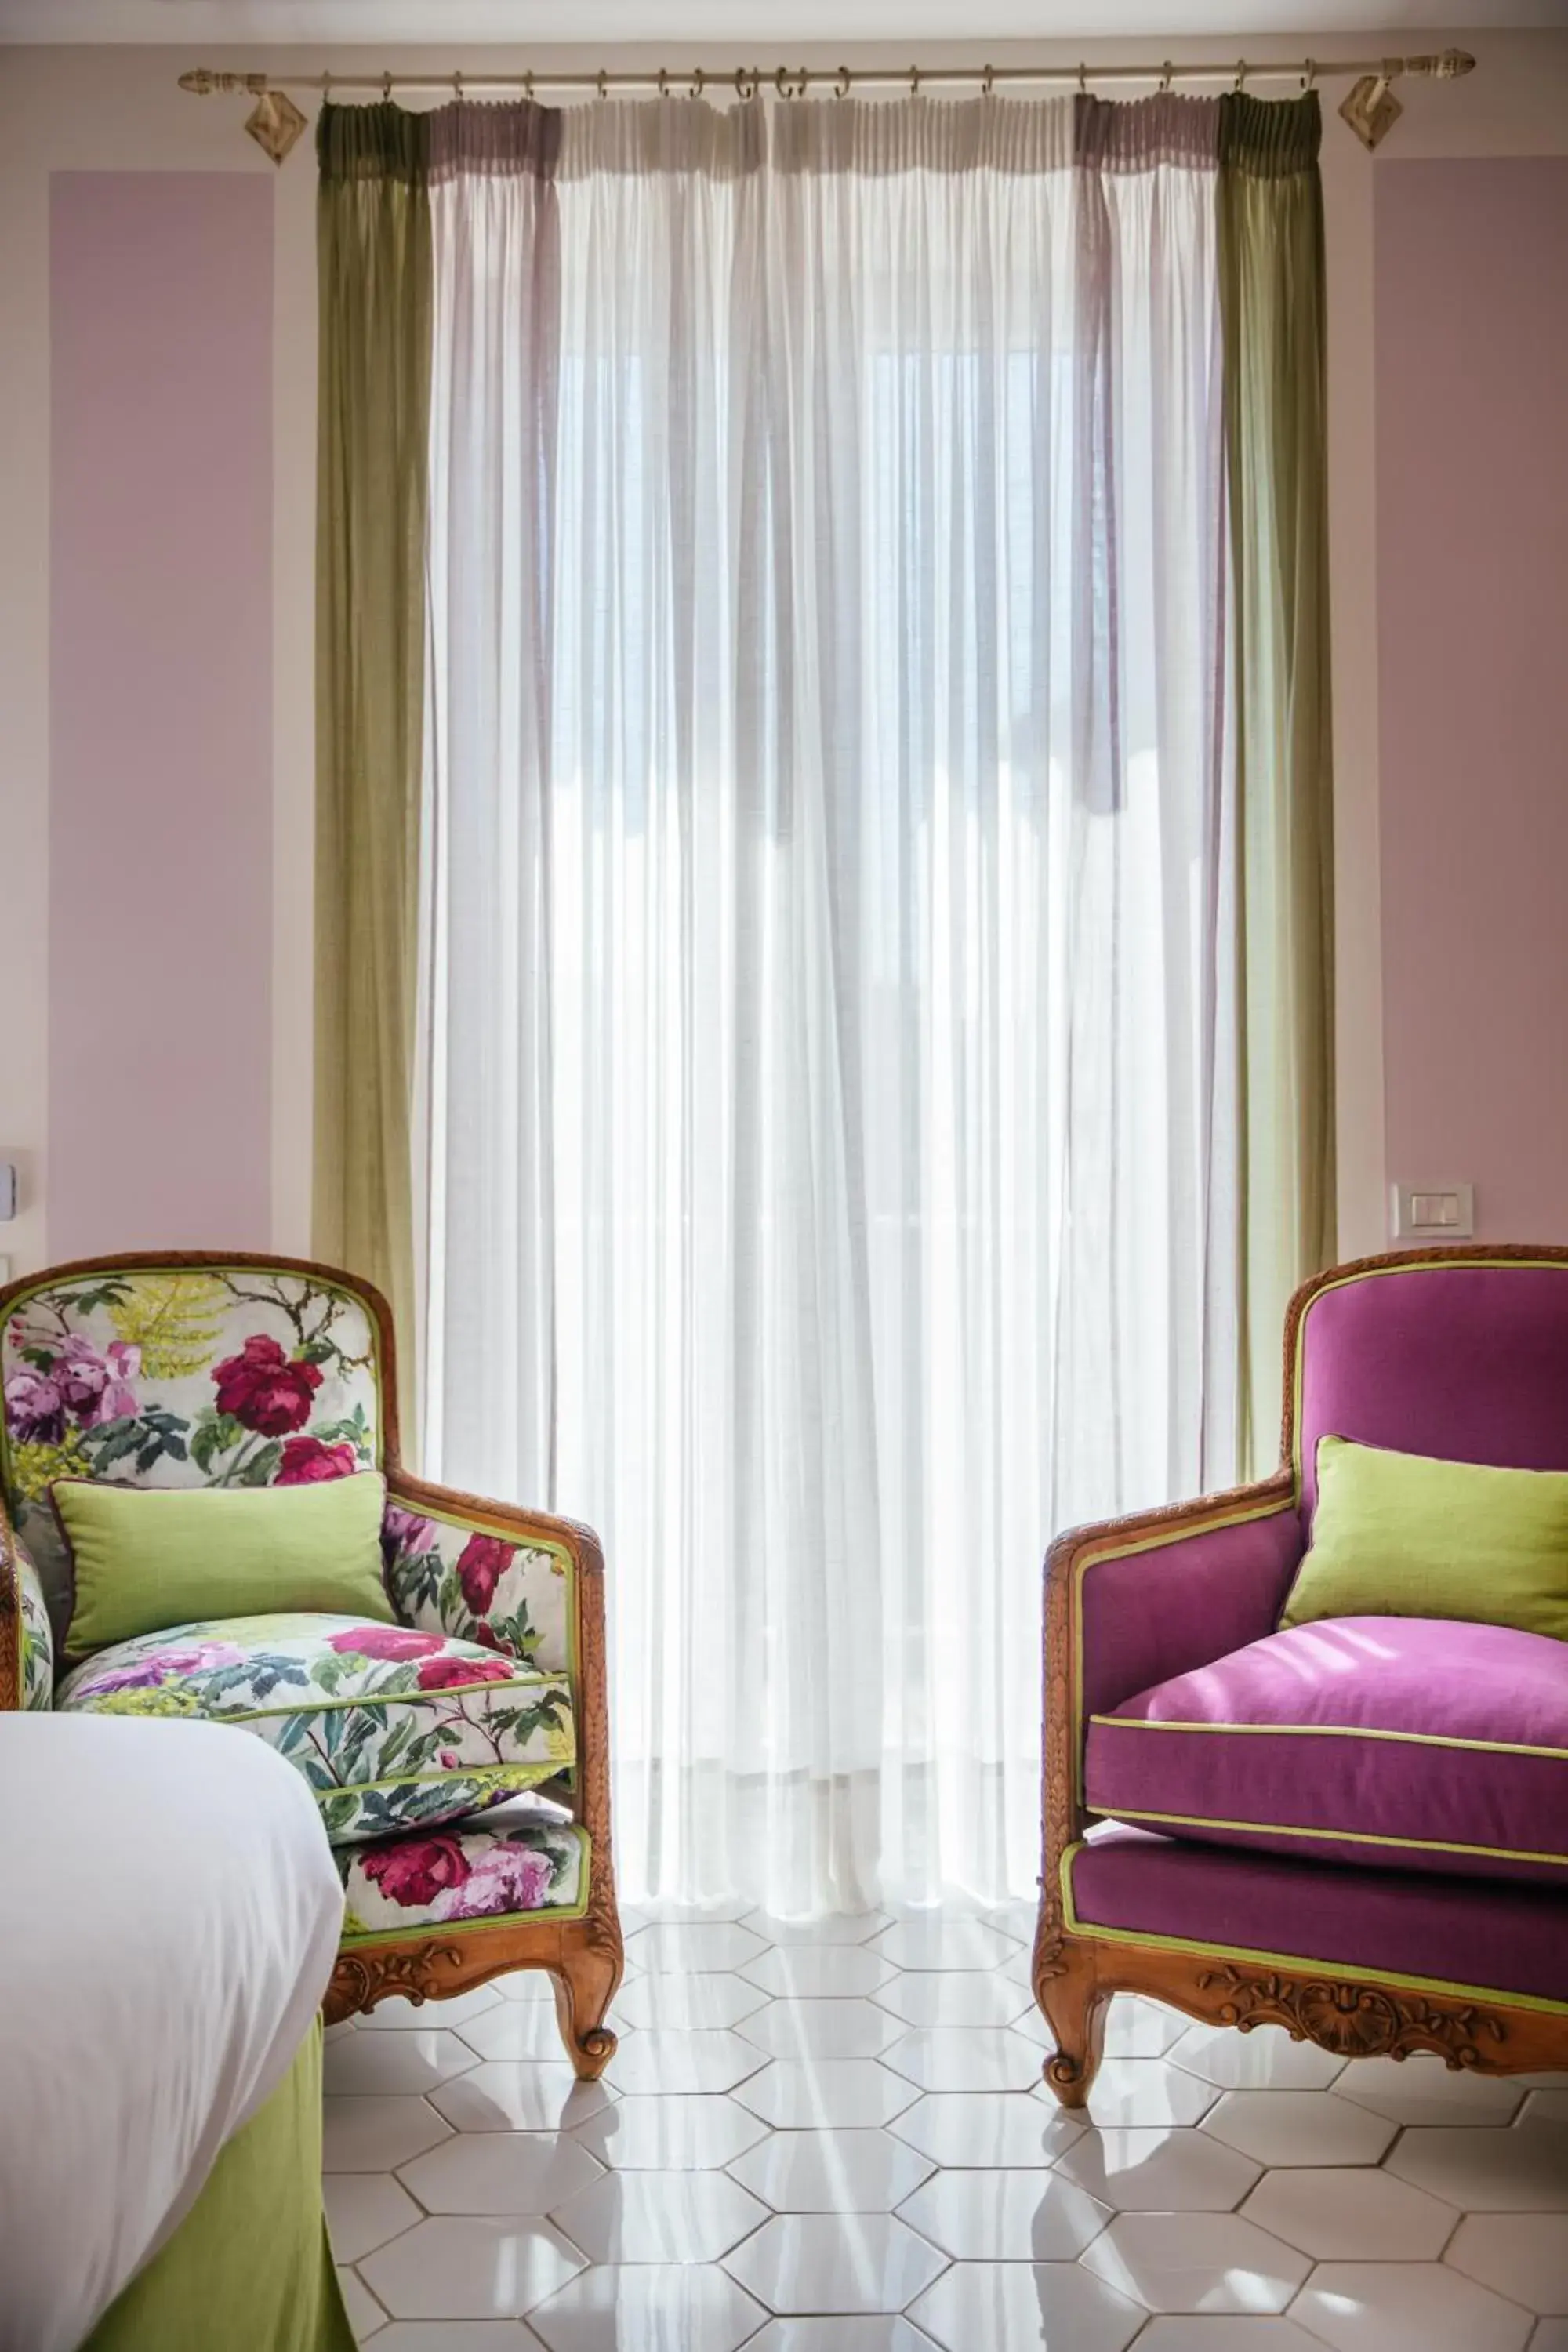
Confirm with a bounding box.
[1033,1243,1568,2104]
[0,1250,622,2077]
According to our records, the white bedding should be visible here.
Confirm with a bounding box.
[0,1712,344,2352]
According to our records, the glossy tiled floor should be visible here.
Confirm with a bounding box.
[325,1904,1568,2350]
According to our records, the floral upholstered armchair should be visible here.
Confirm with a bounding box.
[1035,1245,1568,2101]
[0,1253,622,2073]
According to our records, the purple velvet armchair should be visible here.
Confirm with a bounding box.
[1034,1245,1568,2100]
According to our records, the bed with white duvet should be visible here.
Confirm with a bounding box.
[0,1711,346,2352]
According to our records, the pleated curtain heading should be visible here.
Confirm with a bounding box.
[314,87,1333,1911]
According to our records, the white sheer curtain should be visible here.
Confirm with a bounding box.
[419,95,1236,1914]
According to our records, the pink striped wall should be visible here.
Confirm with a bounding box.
[49,172,274,1258]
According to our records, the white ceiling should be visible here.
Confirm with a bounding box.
[0,0,1557,41]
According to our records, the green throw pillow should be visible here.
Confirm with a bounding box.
[52,1472,393,1655]
[1282,1436,1568,1640]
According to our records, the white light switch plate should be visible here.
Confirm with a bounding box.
[1391,1181,1474,1241]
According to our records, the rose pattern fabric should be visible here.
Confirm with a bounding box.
[384,1504,571,1678]
[56,1610,574,1844]
[9,1534,53,1710]
[0,1269,381,1636]
[339,1811,586,1937]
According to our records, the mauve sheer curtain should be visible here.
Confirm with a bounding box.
[412,92,1237,1915]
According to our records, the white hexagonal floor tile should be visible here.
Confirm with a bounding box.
[873,1918,1020,1971]
[875,1972,1033,2029]
[1082,2059,1220,2129]
[325,2029,480,2096]
[1240,2165,1457,2261]
[1129,2323,1328,2350]
[371,2327,535,2349]
[727,2128,935,2213]
[1385,2123,1568,2212]
[323,2095,453,2173]
[1080,2211,1312,2314]
[397,2129,604,2216]
[1330,2053,1526,2128]
[602,2027,768,2097]
[1532,2324,1568,2351]
[724,2212,946,2315]
[550,2169,769,2263]
[454,2003,579,2063]
[1446,2213,1568,2313]
[357,2215,586,2320]
[889,2092,1083,2169]
[324,2172,423,2263]
[357,1985,504,2031]
[336,2264,387,2342]
[732,2060,917,2129]
[627,1922,768,1973]
[528,2261,768,2351]
[1014,1995,1189,2058]
[741,1946,897,1998]
[1526,2092,1568,2124]
[882,2028,1041,2093]
[1054,2124,1261,2212]
[742,1912,891,1947]
[1200,2092,1396,2169]
[571,2094,770,2171]
[1167,2026,1347,2092]
[616,1973,770,2031]
[895,2167,1111,2260]
[741,1999,906,2060]
[909,2259,1145,2352]
[429,2063,615,2136]
[1287,2260,1534,2352]
[746,2321,942,2351]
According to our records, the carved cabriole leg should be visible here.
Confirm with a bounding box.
[550,1923,622,2080]
[1036,1935,1112,2107]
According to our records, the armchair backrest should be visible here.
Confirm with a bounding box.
[1288,1248,1568,1525]
[0,1254,395,1635]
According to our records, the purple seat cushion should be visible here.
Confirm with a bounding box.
[1069,1823,1568,2007]
[1085,1615,1568,1887]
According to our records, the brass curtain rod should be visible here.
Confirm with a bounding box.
[181,49,1475,159]
[183,49,1474,100]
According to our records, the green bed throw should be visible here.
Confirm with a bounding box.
[85,2023,353,2352]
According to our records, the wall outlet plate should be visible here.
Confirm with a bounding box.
[0,1163,14,1221]
[1391,1181,1475,1242]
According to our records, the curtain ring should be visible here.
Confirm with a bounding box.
[836,64,851,99]
[452,69,462,100]
[1077,61,1087,94]
[382,70,393,99]
[1301,57,1316,90]
[321,67,332,96]
[596,67,608,100]
[1234,59,1248,93]
[797,66,810,99]
[692,67,706,99]
[775,65,791,99]
[524,70,535,102]
[657,67,669,98]
[909,64,920,97]
[981,63,995,98]
[1159,60,1174,93]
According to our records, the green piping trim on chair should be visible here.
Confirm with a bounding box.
[1096,1806,1568,1871]
[1069,1494,1301,1817]
[1088,1714,1568,1763]
[222,1675,572,1723]
[310,1760,564,1801]
[1059,1842,1568,2017]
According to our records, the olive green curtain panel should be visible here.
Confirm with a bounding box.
[313,102,432,1424]
[1218,92,1337,1472]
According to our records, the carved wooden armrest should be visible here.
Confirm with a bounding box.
[1042,1471,1301,1868]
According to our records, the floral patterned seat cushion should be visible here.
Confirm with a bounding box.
[55,1613,575,1845]
[337,1807,588,1940]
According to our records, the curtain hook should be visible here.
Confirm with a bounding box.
[596,67,608,100]
[909,63,920,97]
[382,70,393,100]
[1077,61,1087,95]
[775,64,790,99]
[692,67,706,99]
[1234,59,1248,93]
[657,67,669,98]
[981,63,995,98]
[797,65,810,99]
[1301,56,1316,90]
[452,69,462,100]
[321,67,332,96]
[836,64,851,99]
[1159,60,1174,93]
[524,69,535,102]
